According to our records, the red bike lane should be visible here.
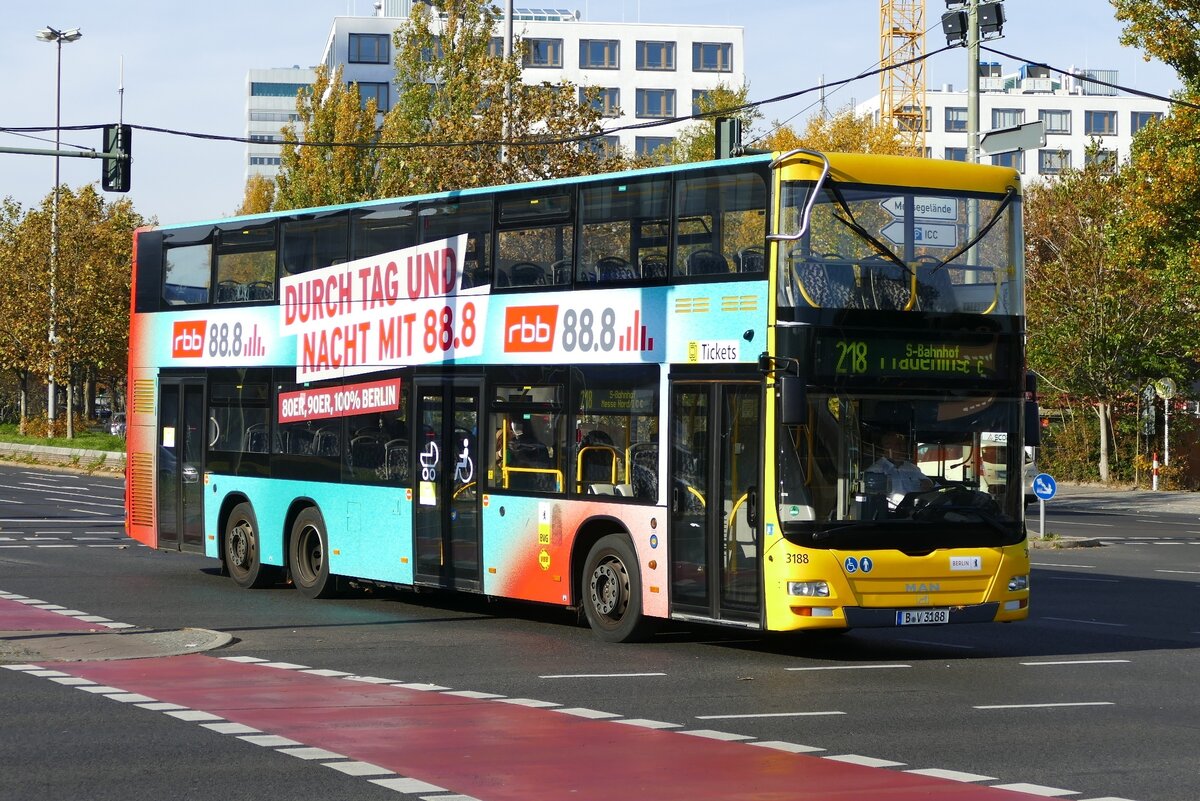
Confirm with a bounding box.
[3,596,1055,801]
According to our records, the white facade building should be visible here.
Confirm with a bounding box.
[857,64,1169,183]
[246,6,744,183]
[245,67,317,180]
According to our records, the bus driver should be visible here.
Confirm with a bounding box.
[868,430,933,509]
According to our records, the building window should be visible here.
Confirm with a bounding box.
[991,151,1024,171]
[580,87,620,117]
[635,136,674,157]
[636,41,676,71]
[945,107,967,132]
[420,37,444,63]
[580,39,619,69]
[489,37,503,58]
[636,88,676,118]
[1038,149,1071,175]
[248,156,282,166]
[992,108,1024,128]
[249,134,282,143]
[1131,110,1163,134]
[581,135,621,157]
[692,90,711,115]
[356,82,389,113]
[349,33,389,64]
[250,82,310,98]
[944,147,967,162]
[249,111,301,123]
[524,38,563,68]
[1085,110,1117,135]
[1040,109,1071,134]
[692,42,732,72]
[1085,148,1118,172]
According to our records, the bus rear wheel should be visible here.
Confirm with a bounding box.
[289,507,336,599]
[224,502,276,589]
[582,534,654,643]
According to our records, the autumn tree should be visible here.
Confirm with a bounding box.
[238,174,276,216]
[275,64,380,211]
[1112,0,1200,89]
[0,187,145,437]
[375,0,614,197]
[761,104,906,154]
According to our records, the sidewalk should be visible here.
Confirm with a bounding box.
[1046,482,1200,516]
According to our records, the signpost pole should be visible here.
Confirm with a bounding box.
[1032,473,1056,539]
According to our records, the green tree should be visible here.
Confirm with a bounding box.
[275,64,380,211]
[670,84,761,164]
[1024,149,1197,482]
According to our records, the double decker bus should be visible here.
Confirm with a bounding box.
[125,150,1034,641]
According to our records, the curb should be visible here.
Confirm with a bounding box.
[0,442,125,473]
[1029,536,1103,549]
[0,627,232,663]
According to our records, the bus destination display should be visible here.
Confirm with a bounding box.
[814,334,1002,380]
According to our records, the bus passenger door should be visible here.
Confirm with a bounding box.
[413,377,482,591]
[157,378,205,553]
[669,380,762,625]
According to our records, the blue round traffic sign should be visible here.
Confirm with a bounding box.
[1032,473,1057,501]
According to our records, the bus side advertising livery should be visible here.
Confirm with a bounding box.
[126,151,1033,641]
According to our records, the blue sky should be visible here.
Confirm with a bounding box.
[0,1,1181,225]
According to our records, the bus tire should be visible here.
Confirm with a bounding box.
[582,534,654,643]
[224,502,275,589]
[289,507,336,599]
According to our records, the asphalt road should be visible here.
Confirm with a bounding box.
[1,463,1197,801]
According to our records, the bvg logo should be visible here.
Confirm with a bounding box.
[172,321,206,358]
[504,305,558,352]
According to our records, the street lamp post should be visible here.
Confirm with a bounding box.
[35,25,82,437]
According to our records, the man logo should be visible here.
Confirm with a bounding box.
[172,321,206,358]
[503,305,558,353]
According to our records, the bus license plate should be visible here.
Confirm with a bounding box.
[896,609,949,626]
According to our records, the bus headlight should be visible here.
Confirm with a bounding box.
[788,581,830,597]
[1007,574,1029,592]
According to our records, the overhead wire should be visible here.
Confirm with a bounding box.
[1,45,1195,154]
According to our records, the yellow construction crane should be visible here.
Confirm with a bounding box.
[880,0,926,156]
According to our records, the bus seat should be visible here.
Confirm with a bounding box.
[509,262,546,286]
[734,247,764,273]
[244,423,270,454]
[551,259,573,285]
[596,256,635,282]
[313,428,339,458]
[613,483,634,497]
[216,280,245,304]
[862,257,911,311]
[384,440,409,481]
[350,435,385,471]
[247,281,274,301]
[791,255,856,308]
[640,254,668,279]
[587,483,616,495]
[915,261,957,312]
[687,249,729,275]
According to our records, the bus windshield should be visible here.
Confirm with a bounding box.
[777,392,1025,548]
[778,182,1021,316]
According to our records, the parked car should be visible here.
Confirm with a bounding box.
[110,413,126,437]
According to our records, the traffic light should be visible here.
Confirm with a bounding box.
[715,117,741,160]
[102,124,131,192]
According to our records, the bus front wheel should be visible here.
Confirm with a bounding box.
[289,507,336,599]
[224,502,275,589]
[582,534,654,643]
